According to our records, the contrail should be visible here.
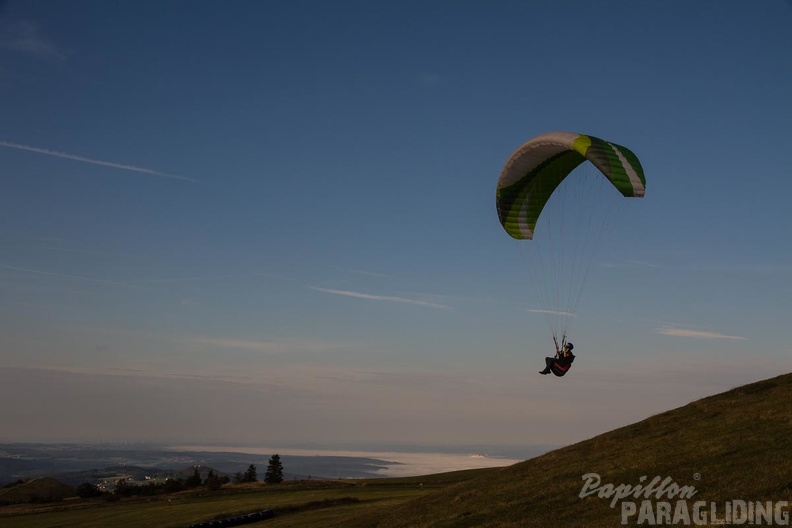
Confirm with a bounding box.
[310,286,452,310]
[656,327,746,340]
[0,264,143,289]
[528,308,575,316]
[0,140,195,182]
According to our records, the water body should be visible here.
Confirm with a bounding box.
[171,445,530,478]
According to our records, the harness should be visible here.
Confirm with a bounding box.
[550,354,575,377]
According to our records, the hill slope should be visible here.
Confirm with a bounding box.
[0,477,75,505]
[348,373,792,527]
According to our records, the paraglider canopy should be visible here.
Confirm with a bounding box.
[496,131,645,240]
[496,131,646,342]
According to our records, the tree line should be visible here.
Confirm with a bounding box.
[76,454,285,499]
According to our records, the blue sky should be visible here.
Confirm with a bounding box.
[1,1,791,454]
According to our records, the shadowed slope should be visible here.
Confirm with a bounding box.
[0,478,75,505]
[348,373,792,527]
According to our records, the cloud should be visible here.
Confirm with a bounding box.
[528,308,575,316]
[310,286,452,310]
[180,336,345,354]
[0,264,142,289]
[656,327,747,340]
[335,267,396,279]
[139,271,300,284]
[0,140,195,182]
[0,20,65,61]
[687,263,792,273]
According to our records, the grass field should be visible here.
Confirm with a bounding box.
[0,470,498,528]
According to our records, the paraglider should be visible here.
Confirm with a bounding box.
[539,338,575,376]
[495,131,646,372]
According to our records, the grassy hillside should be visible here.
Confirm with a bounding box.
[347,372,792,527]
[0,478,74,505]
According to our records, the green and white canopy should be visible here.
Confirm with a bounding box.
[496,131,645,240]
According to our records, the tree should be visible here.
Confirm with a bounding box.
[162,478,185,493]
[114,478,130,497]
[185,467,202,487]
[205,470,222,491]
[243,464,257,483]
[264,454,284,484]
[76,482,103,498]
[2,480,24,489]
